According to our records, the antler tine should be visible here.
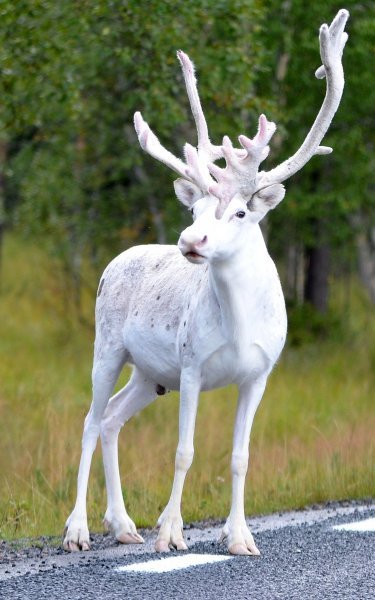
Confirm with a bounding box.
[208,114,277,211]
[134,111,189,180]
[177,50,222,162]
[260,9,349,188]
[134,110,212,193]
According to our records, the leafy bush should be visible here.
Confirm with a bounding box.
[286,301,345,347]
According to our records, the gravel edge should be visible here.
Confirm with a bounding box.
[1,498,374,565]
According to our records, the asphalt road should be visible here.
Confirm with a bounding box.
[1,503,374,599]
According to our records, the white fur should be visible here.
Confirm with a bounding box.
[63,195,286,556]
[63,9,348,556]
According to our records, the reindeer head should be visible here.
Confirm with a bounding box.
[134,10,349,263]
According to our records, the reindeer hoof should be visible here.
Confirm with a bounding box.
[103,512,144,545]
[155,539,171,553]
[63,519,91,552]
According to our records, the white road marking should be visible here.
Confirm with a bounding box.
[333,517,375,532]
[116,553,232,574]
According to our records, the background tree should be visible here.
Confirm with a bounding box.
[0,0,272,303]
[0,0,374,318]
[263,0,375,312]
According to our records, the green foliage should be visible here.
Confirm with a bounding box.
[0,0,272,255]
[0,1,374,309]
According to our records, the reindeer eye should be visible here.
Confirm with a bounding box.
[235,210,246,219]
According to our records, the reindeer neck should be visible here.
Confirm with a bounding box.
[207,225,272,345]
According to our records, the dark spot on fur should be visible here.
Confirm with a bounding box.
[97,278,105,297]
[166,324,171,331]
[134,310,138,316]
[183,321,186,327]
[156,384,166,395]
[183,343,186,348]
[156,295,160,300]
[155,263,160,269]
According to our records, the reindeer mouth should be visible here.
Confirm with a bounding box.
[184,251,207,264]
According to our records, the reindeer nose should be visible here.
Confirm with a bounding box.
[178,233,208,256]
[196,235,208,247]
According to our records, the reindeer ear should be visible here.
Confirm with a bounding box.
[248,183,285,218]
[174,178,203,207]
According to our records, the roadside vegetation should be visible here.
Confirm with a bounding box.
[0,235,373,540]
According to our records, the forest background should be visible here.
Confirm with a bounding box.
[0,0,374,540]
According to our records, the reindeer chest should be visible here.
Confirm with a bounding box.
[179,279,287,390]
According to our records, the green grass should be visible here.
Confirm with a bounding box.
[0,234,374,540]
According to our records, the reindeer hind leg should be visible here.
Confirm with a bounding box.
[100,367,158,544]
[63,346,126,552]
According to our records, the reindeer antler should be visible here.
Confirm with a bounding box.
[176,51,222,165]
[134,51,221,200]
[259,9,349,189]
[134,9,349,216]
[208,114,276,209]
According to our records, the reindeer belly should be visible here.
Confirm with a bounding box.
[123,322,182,390]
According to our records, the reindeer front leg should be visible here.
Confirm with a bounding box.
[155,369,200,552]
[221,375,267,556]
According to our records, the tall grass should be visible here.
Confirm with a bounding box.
[0,235,374,540]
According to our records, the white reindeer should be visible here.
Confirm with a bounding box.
[64,10,349,555]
